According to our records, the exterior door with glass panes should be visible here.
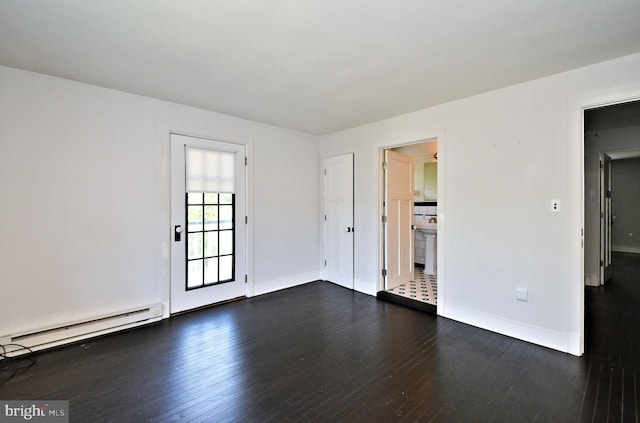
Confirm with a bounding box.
[170,133,246,314]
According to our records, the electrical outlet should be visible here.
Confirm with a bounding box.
[515,287,528,302]
[551,199,560,213]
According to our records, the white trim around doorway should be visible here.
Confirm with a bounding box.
[375,130,447,314]
[160,129,255,317]
[568,83,640,356]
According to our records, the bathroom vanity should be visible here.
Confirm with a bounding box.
[414,200,437,276]
[415,218,437,275]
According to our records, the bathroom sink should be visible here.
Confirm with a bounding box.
[415,221,437,235]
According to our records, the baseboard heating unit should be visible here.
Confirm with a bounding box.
[0,304,163,357]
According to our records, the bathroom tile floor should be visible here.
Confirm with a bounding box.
[385,267,437,306]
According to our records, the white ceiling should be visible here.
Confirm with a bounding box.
[2,1,640,135]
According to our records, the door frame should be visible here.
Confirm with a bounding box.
[568,84,640,356]
[376,133,446,312]
[599,152,613,285]
[597,148,640,285]
[167,131,254,314]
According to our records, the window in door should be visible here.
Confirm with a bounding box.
[186,192,235,289]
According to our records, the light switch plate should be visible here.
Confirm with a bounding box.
[515,287,528,302]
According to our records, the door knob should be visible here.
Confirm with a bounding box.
[174,225,182,242]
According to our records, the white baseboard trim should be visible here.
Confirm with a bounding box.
[567,332,583,356]
[354,278,377,296]
[252,271,320,297]
[316,276,376,296]
[585,272,599,287]
[442,303,581,356]
[162,301,170,319]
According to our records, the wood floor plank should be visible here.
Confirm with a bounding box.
[1,253,639,421]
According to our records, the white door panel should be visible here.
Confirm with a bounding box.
[384,150,414,289]
[324,154,354,289]
[170,134,246,313]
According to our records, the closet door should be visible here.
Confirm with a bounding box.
[323,153,354,289]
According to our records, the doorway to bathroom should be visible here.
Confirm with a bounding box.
[377,139,440,314]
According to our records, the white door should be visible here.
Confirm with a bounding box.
[323,154,354,289]
[600,152,613,285]
[384,150,415,290]
[170,133,246,314]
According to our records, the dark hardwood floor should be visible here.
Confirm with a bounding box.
[582,252,640,423]
[1,253,639,422]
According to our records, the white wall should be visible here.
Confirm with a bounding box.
[318,53,640,355]
[0,66,319,336]
[4,52,640,355]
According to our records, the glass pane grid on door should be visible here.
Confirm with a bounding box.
[186,192,235,290]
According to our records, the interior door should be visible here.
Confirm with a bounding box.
[384,149,415,290]
[323,153,354,289]
[600,152,613,285]
[170,133,246,314]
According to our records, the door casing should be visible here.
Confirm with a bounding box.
[170,133,248,314]
[571,86,640,356]
[376,136,444,311]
